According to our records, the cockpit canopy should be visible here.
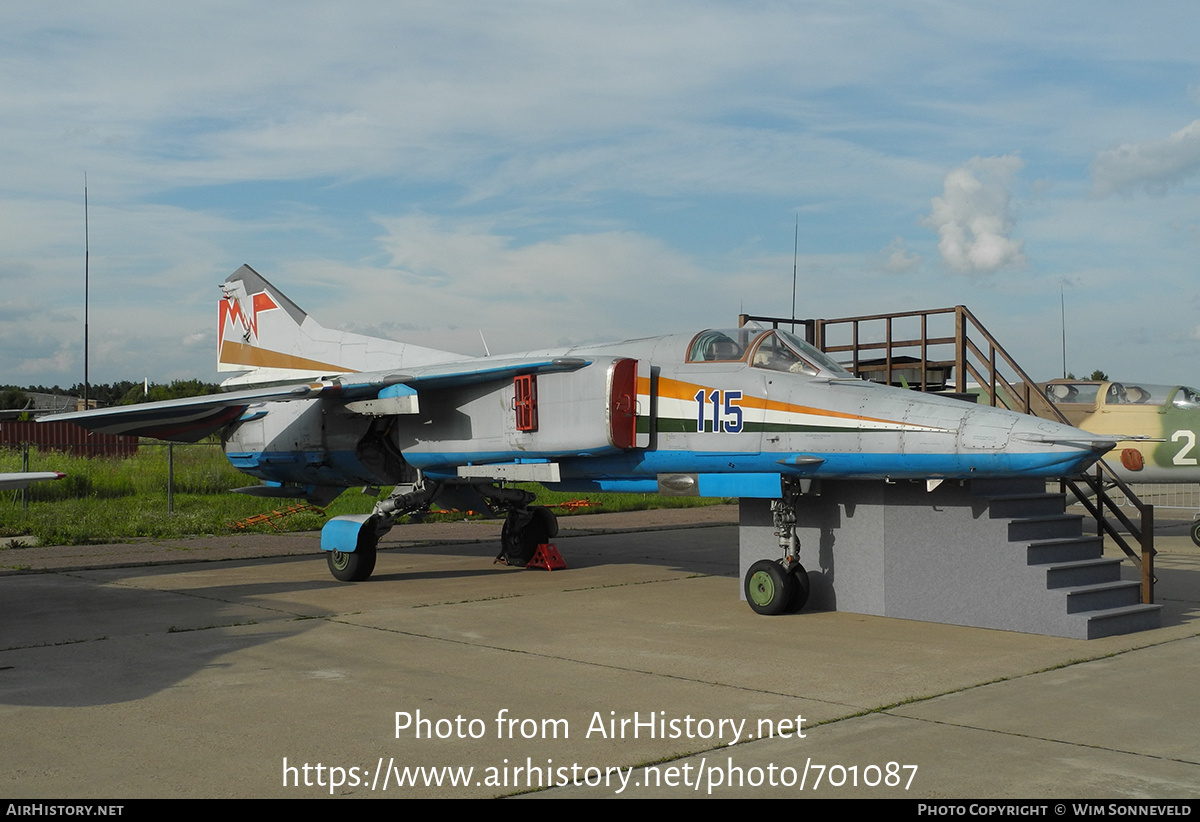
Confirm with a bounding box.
[1045,380,1200,410]
[687,327,853,378]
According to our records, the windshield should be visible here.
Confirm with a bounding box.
[766,329,853,377]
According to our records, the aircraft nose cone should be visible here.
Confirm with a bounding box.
[1003,413,1116,476]
[1012,414,1117,453]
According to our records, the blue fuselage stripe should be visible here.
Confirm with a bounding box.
[227,446,1098,492]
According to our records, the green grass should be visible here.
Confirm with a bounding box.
[1,444,728,546]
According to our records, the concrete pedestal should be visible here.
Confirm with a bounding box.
[738,478,1159,638]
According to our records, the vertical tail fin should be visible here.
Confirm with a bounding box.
[218,264,461,386]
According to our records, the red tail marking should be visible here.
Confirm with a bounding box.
[219,290,281,343]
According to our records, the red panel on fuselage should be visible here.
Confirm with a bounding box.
[608,358,637,449]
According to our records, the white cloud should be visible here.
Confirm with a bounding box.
[881,236,920,272]
[367,215,754,351]
[923,155,1026,273]
[1091,119,1200,197]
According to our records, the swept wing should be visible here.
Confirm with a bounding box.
[45,356,592,441]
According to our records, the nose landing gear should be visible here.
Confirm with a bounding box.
[744,558,810,615]
[744,479,811,615]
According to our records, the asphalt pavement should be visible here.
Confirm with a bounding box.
[2,504,1197,799]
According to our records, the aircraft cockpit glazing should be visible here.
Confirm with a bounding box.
[1045,382,1101,405]
[687,327,853,378]
[1171,386,1200,409]
[1104,383,1199,408]
[1046,380,1200,410]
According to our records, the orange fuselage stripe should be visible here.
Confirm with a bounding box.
[646,375,925,429]
[219,341,354,374]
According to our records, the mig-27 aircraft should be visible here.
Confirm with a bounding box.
[49,266,1116,615]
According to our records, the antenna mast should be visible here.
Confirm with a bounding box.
[84,173,90,410]
[1060,283,1067,379]
[791,215,798,332]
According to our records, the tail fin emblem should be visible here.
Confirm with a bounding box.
[220,290,280,343]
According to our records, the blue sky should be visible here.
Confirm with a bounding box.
[3,2,1200,387]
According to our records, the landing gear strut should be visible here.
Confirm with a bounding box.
[322,480,444,582]
[743,479,810,615]
[321,477,558,581]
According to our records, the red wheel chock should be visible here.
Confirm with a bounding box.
[526,543,567,571]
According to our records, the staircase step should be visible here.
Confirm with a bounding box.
[1083,604,1163,640]
[1008,514,1084,542]
[1064,580,1142,613]
[987,492,1066,519]
[1027,536,1103,564]
[1044,557,1123,588]
[970,477,1047,497]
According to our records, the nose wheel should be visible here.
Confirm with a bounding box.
[745,559,809,615]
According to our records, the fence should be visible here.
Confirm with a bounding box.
[0,420,139,456]
[1109,483,1200,516]
[2,440,234,514]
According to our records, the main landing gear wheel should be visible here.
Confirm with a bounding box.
[499,506,558,567]
[1191,521,1200,548]
[786,562,811,613]
[744,559,796,616]
[328,536,378,582]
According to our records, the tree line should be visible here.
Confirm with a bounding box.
[0,380,221,410]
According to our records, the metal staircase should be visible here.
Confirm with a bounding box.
[739,305,1156,608]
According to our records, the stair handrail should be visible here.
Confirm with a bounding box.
[952,307,1154,603]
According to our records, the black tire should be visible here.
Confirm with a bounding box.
[1191,521,1200,548]
[327,535,378,582]
[786,562,810,613]
[500,507,550,567]
[744,559,795,616]
[532,505,559,539]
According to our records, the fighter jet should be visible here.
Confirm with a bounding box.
[48,265,1115,614]
[1044,379,1200,483]
[1044,378,1200,545]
